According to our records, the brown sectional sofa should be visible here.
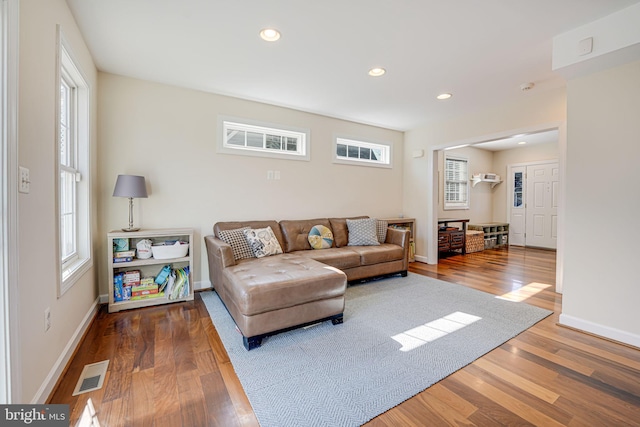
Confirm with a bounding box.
[204,217,410,350]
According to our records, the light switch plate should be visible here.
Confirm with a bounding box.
[19,166,30,194]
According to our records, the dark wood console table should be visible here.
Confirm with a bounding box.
[438,218,469,255]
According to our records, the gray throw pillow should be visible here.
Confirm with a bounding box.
[347,218,380,246]
[217,227,255,261]
[376,219,388,243]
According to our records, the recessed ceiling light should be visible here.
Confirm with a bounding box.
[436,93,452,100]
[260,28,281,42]
[368,67,386,77]
[518,141,527,145]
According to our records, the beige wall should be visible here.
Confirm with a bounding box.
[18,0,98,402]
[403,88,566,261]
[97,73,405,293]
[560,59,640,344]
[492,142,559,222]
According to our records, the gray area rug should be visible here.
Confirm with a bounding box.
[201,272,552,427]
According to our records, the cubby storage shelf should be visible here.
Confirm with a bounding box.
[468,222,509,249]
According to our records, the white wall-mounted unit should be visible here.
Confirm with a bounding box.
[471,173,502,188]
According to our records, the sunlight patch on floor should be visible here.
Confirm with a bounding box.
[392,311,481,352]
[496,282,551,302]
[75,398,101,427]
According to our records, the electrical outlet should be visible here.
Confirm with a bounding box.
[45,307,51,332]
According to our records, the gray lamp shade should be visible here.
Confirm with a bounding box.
[112,175,148,198]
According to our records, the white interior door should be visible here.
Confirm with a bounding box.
[525,162,559,249]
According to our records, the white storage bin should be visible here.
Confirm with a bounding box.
[152,242,189,259]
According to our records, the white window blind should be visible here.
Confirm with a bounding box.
[444,156,469,209]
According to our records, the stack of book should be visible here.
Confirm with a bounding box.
[131,277,164,301]
[113,249,135,263]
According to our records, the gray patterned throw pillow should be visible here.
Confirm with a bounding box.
[346,218,380,246]
[217,227,255,261]
[376,219,388,243]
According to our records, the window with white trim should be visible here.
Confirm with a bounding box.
[333,137,391,168]
[444,155,469,209]
[58,28,91,295]
[218,117,310,161]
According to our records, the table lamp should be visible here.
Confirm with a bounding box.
[112,174,148,232]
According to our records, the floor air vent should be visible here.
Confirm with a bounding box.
[72,360,109,396]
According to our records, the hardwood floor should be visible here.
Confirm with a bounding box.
[49,247,640,426]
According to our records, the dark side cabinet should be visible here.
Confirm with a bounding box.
[438,219,469,256]
[438,230,465,252]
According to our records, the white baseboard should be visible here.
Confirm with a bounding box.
[31,297,100,404]
[195,280,212,291]
[99,294,108,304]
[559,313,640,348]
[413,255,432,264]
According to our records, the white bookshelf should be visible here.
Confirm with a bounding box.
[107,228,194,313]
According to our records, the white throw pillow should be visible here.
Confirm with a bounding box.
[243,226,284,258]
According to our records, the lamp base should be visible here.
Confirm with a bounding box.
[121,227,141,232]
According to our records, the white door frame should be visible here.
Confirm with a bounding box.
[428,122,566,293]
[1,0,20,403]
[506,159,559,247]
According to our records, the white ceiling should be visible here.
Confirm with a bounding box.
[473,129,559,152]
[65,0,640,131]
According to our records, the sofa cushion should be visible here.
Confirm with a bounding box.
[349,243,405,266]
[217,227,254,261]
[329,216,368,247]
[223,255,347,316]
[290,247,361,270]
[243,226,284,258]
[376,219,388,243]
[279,218,333,252]
[308,225,333,249]
[347,218,380,246]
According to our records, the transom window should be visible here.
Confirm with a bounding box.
[219,118,309,161]
[444,155,469,210]
[334,137,391,168]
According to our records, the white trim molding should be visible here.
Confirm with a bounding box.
[559,313,640,349]
[1,0,20,404]
[194,280,212,291]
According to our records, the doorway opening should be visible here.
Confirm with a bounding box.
[428,123,566,292]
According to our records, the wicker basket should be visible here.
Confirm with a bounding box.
[466,231,484,253]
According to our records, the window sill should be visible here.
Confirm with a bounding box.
[332,158,392,168]
[60,257,92,297]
